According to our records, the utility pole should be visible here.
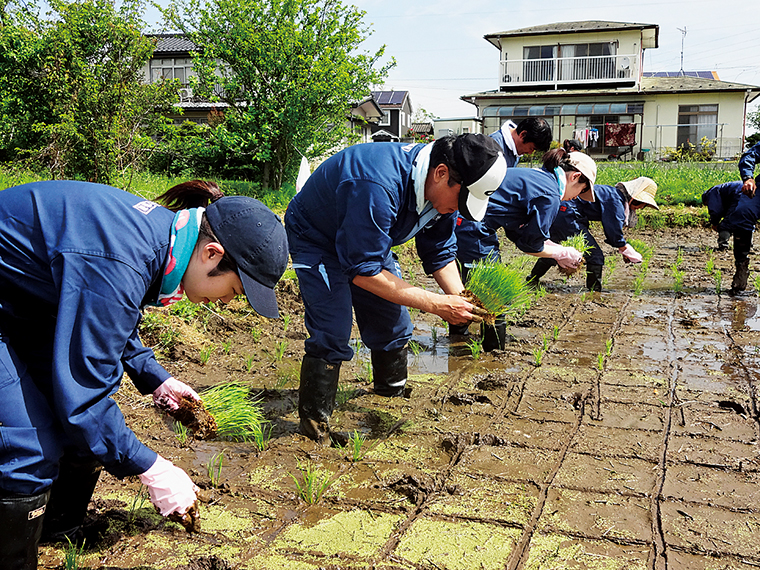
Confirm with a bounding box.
[677,26,687,75]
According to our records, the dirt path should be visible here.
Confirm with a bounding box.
[38,227,760,570]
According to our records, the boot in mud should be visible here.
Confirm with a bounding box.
[585,264,604,292]
[298,355,340,444]
[526,257,556,289]
[730,260,750,295]
[372,347,408,397]
[448,322,470,337]
[41,453,102,544]
[717,230,731,251]
[481,314,507,352]
[0,490,50,570]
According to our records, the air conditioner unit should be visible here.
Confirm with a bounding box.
[178,87,193,101]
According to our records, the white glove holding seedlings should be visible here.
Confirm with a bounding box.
[153,377,200,411]
[139,455,199,516]
[619,243,643,264]
[552,246,583,269]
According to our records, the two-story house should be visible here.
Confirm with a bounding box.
[463,21,760,160]
[370,90,414,142]
[144,34,383,141]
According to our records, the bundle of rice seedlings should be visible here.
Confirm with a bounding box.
[200,381,268,442]
[463,260,531,324]
[558,233,593,276]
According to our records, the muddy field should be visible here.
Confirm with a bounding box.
[38,224,760,570]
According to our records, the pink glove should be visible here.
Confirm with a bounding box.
[619,243,643,264]
[153,377,200,411]
[552,246,583,269]
[138,455,199,516]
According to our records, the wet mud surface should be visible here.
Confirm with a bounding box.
[38,227,760,569]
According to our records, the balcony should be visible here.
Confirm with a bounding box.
[499,53,639,90]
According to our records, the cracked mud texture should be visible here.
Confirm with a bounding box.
[38,226,760,570]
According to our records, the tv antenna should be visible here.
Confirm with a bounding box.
[677,26,687,75]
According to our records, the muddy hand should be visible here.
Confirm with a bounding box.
[469,306,488,323]
[168,500,201,533]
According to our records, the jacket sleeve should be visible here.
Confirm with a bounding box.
[122,326,171,395]
[599,200,627,248]
[415,214,457,275]
[702,185,731,225]
[506,195,560,253]
[49,251,158,478]
[739,142,760,181]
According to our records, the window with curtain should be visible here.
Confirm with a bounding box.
[677,105,718,148]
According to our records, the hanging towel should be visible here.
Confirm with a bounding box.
[295,156,311,193]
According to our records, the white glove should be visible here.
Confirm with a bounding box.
[552,246,583,269]
[139,455,199,516]
[619,243,643,264]
[153,377,200,411]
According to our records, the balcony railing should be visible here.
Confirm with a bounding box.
[499,54,639,89]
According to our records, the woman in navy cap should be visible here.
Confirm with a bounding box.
[0,179,287,568]
[286,134,507,444]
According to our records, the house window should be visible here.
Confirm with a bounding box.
[677,104,718,148]
[378,111,390,126]
[523,42,616,82]
[151,58,194,86]
[523,45,556,81]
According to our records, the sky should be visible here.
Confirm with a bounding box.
[145,0,760,122]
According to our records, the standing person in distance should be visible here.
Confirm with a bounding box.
[739,140,760,198]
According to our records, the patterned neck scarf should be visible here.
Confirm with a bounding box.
[153,208,204,307]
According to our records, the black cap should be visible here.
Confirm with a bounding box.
[454,134,508,222]
[206,196,288,318]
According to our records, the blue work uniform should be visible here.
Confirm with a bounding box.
[739,142,760,182]
[0,181,173,495]
[702,181,760,263]
[547,184,628,266]
[285,143,458,363]
[456,167,563,265]
[455,123,520,267]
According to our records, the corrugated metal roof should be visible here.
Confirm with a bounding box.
[485,20,657,38]
[371,90,408,107]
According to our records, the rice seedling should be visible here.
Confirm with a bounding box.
[63,537,86,570]
[207,451,225,487]
[252,423,273,451]
[542,334,549,351]
[627,239,654,263]
[605,338,613,357]
[754,273,760,295]
[290,461,333,504]
[466,338,484,359]
[200,382,268,442]
[714,269,722,295]
[274,369,295,390]
[559,233,593,276]
[272,340,288,362]
[336,383,359,406]
[463,260,531,324]
[597,353,605,371]
[408,340,423,356]
[603,255,618,287]
[244,355,256,373]
[358,359,373,384]
[221,340,232,354]
[128,484,148,524]
[173,420,189,446]
[552,325,560,341]
[251,327,262,342]
[343,430,374,462]
[199,344,215,365]
[282,314,291,333]
[705,256,715,276]
[430,324,439,345]
[532,347,544,366]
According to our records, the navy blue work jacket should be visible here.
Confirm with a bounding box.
[739,142,760,181]
[702,181,760,232]
[285,142,457,279]
[456,167,562,263]
[553,184,628,248]
[0,181,174,479]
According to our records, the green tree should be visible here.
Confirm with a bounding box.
[745,109,760,149]
[162,0,394,189]
[0,0,178,183]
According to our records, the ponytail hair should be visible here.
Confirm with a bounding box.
[156,180,239,276]
[542,148,579,174]
[155,180,224,212]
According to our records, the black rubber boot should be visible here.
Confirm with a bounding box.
[448,322,471,336]
[585,264,604,292]
[481,314,507,352]
[41,453,102,543]
[298,355,341,444]
[0,490,50,569]
[526,257,556,289]
[731,260,750,294]
[372,347,408,397]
